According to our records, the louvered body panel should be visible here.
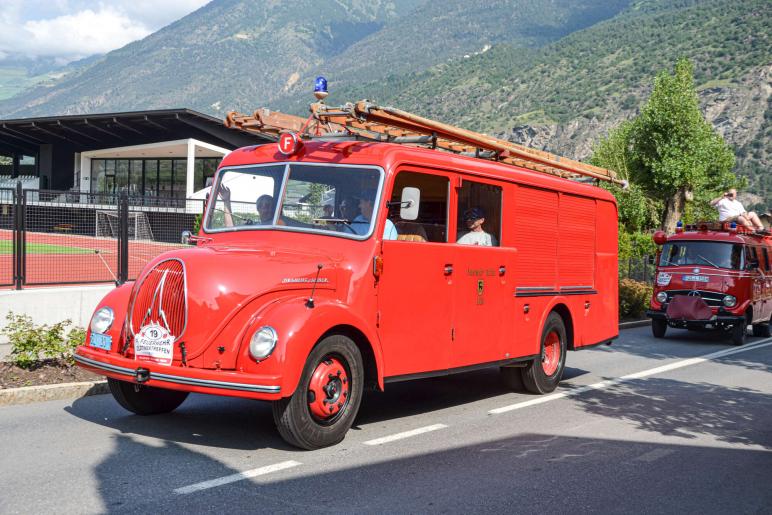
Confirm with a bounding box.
[558,194,596,288]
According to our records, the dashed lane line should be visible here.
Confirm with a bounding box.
[174,460,302,495]
[363,424,448,446]
[489,337,772,415]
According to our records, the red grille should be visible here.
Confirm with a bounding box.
[130,259,187,339]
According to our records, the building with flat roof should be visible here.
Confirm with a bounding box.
[0,109,273,198]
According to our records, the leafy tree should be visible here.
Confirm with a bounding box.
[593,58,737,234]
[628,58,736,232]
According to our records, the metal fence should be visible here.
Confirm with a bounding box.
[620,255,656,284]
[1,183,204,289]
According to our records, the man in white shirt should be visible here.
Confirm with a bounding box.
[457,207,497,246]
[710,189,763,230]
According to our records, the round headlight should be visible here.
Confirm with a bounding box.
[722,295,737,308]
[90,307,114,334]
[249,326,278,361]
[656,291,668,303]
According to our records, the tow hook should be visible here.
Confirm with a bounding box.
[135,368,150,384]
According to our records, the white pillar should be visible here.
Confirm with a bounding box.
[186,139,195,199]
[80,154,91,192]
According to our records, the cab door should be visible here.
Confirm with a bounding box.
[450,177,515,368]
[377,169,453,377]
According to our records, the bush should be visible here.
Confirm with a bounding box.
[619,278,652,320]
[1,312,86,369]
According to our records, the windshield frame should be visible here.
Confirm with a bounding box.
[658,240,745,270]
[202,161,386,240]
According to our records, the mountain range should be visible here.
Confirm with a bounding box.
[0,0,769,209]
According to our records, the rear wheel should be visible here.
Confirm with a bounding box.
[752,317,771,338]
[272,334,364,450]
[522,312,567,394]
[651,318,667,338]
[107,378,189,415]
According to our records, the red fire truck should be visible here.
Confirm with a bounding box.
[646,222,772,345]
[75,100,620,449]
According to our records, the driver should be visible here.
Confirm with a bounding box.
[219,185,274,227]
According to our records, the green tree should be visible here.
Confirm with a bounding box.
[627,58,736,232]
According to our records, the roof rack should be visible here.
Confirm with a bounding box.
[225,100,625,186]
[681,221,771,237]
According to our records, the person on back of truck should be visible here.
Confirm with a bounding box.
[710,189,764,231]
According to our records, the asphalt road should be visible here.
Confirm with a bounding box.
[1,326,770,514]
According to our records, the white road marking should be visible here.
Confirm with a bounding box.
[174,460,301,495]
[489,338,772,415]
[364,424,448,446]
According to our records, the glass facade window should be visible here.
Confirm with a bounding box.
[90,157,221,198]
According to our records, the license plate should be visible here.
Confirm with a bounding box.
[683,275,709,282]
[89,332,112,351]
[134,323,175,366]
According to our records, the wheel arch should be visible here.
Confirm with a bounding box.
[550,303,575,350]
[318,324,380,393]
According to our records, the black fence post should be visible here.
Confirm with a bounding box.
[118,192,129,285]
[14,182,24,290]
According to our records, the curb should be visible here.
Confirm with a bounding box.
[619,319,652,329]
[0,380,108,407]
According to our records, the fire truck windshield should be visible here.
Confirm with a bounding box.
[659,241,744,270]
[205,163,383,238]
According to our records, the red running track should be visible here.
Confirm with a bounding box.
[0,229,184,287]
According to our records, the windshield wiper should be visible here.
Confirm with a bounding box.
[316,217,356,233]
[696,254,720,268]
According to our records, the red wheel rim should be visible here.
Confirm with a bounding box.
[307,356,350,422]
[542,331,561,376]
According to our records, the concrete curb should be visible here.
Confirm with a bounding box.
[1,319,653,407]
[0,380,108,407]
[619,319,652,329]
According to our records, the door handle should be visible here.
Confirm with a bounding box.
[444,264,453,275]
[585,301,591,309]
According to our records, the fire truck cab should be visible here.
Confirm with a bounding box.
[646,222,772,345]
[75,116,619,450]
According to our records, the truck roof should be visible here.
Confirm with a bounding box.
[221,140,617,204]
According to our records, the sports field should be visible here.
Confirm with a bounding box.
[0,229,183,286]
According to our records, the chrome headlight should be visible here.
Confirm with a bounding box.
[90,307,114,334]
[249,326,278,361]
[722,295,737,308]
[656,291,668,303]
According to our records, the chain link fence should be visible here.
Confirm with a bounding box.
[620,255,656,284]
[5,185,204,288]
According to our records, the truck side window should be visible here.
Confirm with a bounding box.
[389,171,449,242]
[455,180,502,247]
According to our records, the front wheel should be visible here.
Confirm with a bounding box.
[651,318,667,338]
[272,334,364,450]
[752,318,771,338]
[108,378,189,415]
[730,322,747,346]
[521,312,567,394]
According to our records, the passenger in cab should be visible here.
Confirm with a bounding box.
[218,184,274,227]
[351,189,398,239]
[457,207,497,246]
[711,189,764,230]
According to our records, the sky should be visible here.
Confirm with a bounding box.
[0,0,210,65]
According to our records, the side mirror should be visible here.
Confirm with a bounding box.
[181,230,192,244]
[400,187,420,221]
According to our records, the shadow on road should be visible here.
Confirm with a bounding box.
[573,377,772,449]
[90,431,772,514]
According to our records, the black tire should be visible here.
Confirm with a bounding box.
[730,322,747,346]
[107,378,189,415]
[752,319,771,338]
[499,366,525,391]
[652,318,667,338]
[522,312,567,394]
[272,334,364,450]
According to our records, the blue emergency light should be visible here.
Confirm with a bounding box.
[730,221,737,229]
[314,76,328,100]
[675,220,684,233]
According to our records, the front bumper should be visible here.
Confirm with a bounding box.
[75,346,282,400]
[646,309,745,328]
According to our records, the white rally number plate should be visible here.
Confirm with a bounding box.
[682,275,709,283]
[134,324,175,366]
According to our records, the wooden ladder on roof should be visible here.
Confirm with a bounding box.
[225,101,624,186]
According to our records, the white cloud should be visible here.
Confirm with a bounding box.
[0,0,210,64]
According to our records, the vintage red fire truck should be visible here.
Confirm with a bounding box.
[75,101,620,449]
[646,222,772,345]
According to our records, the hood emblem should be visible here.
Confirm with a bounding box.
[693,268,701,274]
